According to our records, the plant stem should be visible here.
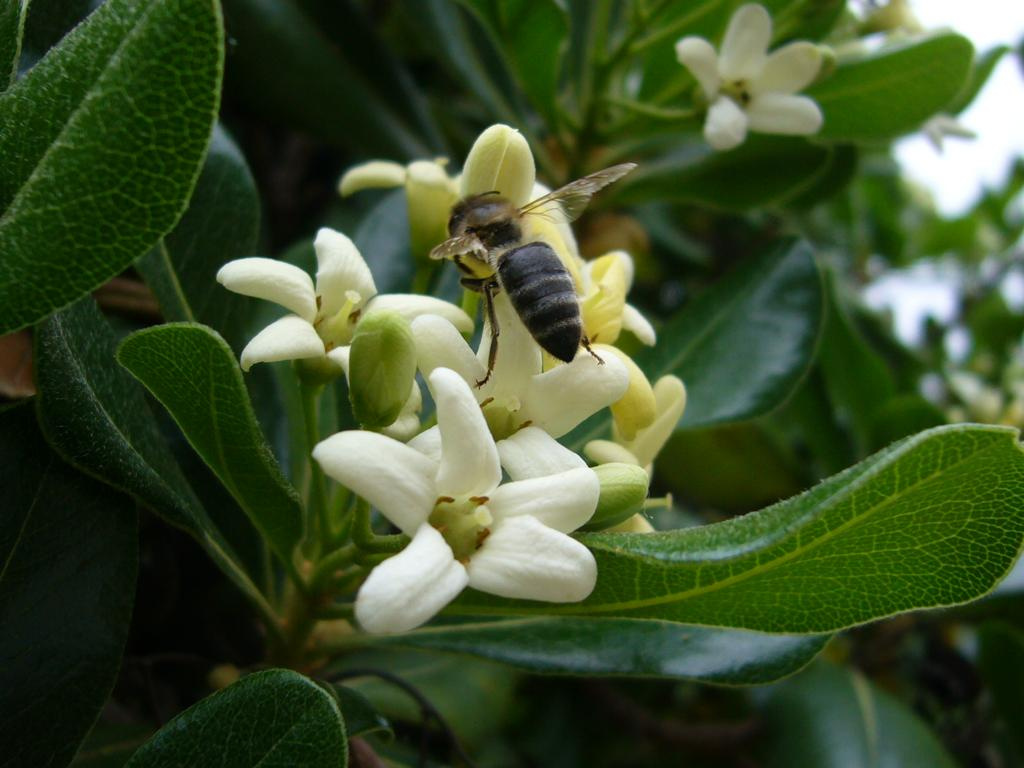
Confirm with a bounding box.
[309,544,358,592]
[352,498,410,553]
[300,382,330,556]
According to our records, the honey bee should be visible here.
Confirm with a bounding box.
[429,163,637,386]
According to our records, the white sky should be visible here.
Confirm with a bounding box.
[895,2,1024,215]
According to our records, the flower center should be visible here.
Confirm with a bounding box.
[316,290,363,348]
[721,79,753,106]
[428,495,493,562]
[480,395,529,441]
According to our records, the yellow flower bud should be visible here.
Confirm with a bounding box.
[602,345,657,441]
[583,462,650,531]
[461,124,536,206]
[605,513,655,533]
[348,310,417,429]
[579,252,628,345]
[406,159,458,260]
[338,160,407,196]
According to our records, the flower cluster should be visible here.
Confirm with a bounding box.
[219,124,687,634]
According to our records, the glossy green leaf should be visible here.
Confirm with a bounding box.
[117,323,304,571]
[948,45,1009,114]
[758,661,956,767]
[221,0,429,158]
[819,274,895,453]
[654,238,822,429]
[0,0,223,334]
[456,425,1024,633]
[657,423,808,512]
[126,670,347,767]
[358,617,827,683]
[0,0,28,87]
[569,239,822,448]
[620,137,833,210]
[809,33,974,142]
[34,298,278,628]
[327,685,392,739]
[460,0,567,122]
[136,124,260,350]
[0,402,137,768]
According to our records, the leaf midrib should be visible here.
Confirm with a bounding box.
[0,0,160,222]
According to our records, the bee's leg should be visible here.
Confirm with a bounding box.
[477,280,501,388]
[582,335,605,365]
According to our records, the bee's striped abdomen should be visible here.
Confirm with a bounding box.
[497,242,581,363]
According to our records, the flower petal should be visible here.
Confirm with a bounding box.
[338,160,407,197]
[368,294,473,334]
[718,3,771,81]
[754,41,822,94]
[408,424,442,464]
[430,367,502,497]
[605,346,657,441]
[745,92,823,136]
[628,375,687,468]
[467,516,597,602]
[746,93,823,135]
[411,315,486,385]
[313,431,436,534]
[521,351,628,438]
[355,524,468,634]
[675,36,721,98]
[583,439,640,466]
[622,303,657,345]
[478,292,543,400]
[497,425,586,481]
[382,380,423,442]
[239,315,324,371]
[704,95,749,151]
[607,513,655,533]
[216,257,317,322]
[461,124,536,207]
[314,228,378,317]
[488,467,599,533]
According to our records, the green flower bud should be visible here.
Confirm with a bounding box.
[583,462,650,531]
[348,310,417,429]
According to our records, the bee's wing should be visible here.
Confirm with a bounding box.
[518,163,637,224]
[429,233,480,261]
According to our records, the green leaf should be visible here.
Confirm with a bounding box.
[358,617,827,683]
[126,670,347,767]
[0,402,137,768]
[456,425,1024,633]
[620,137,833,210]
[221,0,429,158]
[460,0,567,123]
[34,298,279,630]
[808,33,974,142]
[568,239,822,448]
[0,0,223,334]
[657,423,808,512]
[758,661,956,767]
[653,238,822,429]
[136,124,260,350]
[0,0,28,87]
[327,685,392,740]
[948,45,1009,114]
[117,323,304,571]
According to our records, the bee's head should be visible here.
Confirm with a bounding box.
[448,193,514,236]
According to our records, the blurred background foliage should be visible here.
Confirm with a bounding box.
[5,0,1024,765]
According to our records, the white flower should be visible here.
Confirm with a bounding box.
[675,3,824,151]
[922,114,975,152]
[411,298,629,440]
[586,375,687,475]
[216,228,473,372]
[313,368,599,634]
